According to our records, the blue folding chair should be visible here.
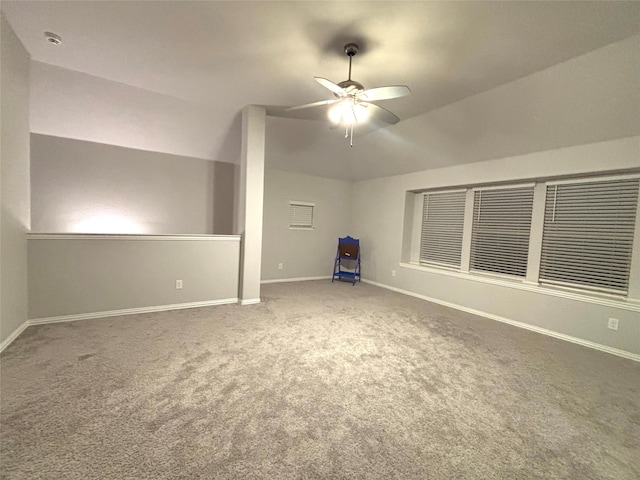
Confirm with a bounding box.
[332,236,361,285]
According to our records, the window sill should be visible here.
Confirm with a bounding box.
[399,262,640,312]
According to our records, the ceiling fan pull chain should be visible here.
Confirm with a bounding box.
[350,99,356,147]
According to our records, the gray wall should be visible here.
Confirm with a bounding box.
[28,235,240,319]
[31,134,236,235]
[0,15,30,345]
[352,137,640,356]
[261,168,352,281]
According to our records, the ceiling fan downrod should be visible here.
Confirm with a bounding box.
[344,42,358,82]
[345,43,358,81]
[344,43,358,147]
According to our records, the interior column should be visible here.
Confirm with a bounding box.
[238,105,266,304]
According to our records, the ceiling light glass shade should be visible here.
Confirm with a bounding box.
[328,100,369,125]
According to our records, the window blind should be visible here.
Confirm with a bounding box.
[539,178,639,295]
[470,186,534,277]
[289,203,314,228]
[419,191,466,268]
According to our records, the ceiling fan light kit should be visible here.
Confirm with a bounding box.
[288,43,411,147]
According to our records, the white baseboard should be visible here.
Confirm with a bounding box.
[261,276,332,284]
[0,321,29,354]
[6,279,637,362]
[28,298,239,326]
[240,298,261,305]
[0,298,239,353]
[362,279,640,362]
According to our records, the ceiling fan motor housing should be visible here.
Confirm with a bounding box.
[336,80,364,96]
[344,43,359,56]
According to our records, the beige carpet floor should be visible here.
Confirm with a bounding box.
[1,280,638,479]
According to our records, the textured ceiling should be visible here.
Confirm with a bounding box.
[3,1,640,180]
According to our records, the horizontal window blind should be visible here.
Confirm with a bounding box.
[420,191,466,267]
[289,203,314,228]
[470,186,534,277]
[539,178,639,295]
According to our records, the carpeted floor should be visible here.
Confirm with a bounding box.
[1,280,638,479]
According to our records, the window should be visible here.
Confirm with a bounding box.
[408,174,639,299]
[539,177,639,295]
[289,201,314,229]
[470,186,534,277]
[420,190,466,268]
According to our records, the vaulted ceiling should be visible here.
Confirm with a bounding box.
[3,1,640,180]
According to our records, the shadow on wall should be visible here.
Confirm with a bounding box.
[212,112,241,168]
[213,161,237,234]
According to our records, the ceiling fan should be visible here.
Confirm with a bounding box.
[287,43,411,146]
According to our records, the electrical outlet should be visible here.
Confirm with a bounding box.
[607,318,619,331]
[391,270,397,277]
[175,280,183,290]
[278,263,283,270]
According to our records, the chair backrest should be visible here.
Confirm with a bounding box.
[338,236,359,258]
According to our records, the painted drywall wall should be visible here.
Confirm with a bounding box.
[261,168,352,281]
[238,106,266,303]
[0,14,30,345]
[352,137,640,355]
[31,134,236,235]
[28,235,240,319]
[29,61,240,164]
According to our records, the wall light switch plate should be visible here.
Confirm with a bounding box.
[392,270,397,277]
[607,318,619,331]
[278,263,283,270]
[176,280,183,290]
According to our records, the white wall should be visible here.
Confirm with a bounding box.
[261,168,352,281]
[352,137,640,356]
[28,235,240,319]
[30,134,236,235]
[30,61,240,164]
[1,14,30,345]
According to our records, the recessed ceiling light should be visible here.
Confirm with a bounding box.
[44,32,62,45]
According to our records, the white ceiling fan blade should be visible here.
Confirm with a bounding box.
[286,98,341,111]
[359,85,411,101]
[360,102,401,125]
[315,77,347,96]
